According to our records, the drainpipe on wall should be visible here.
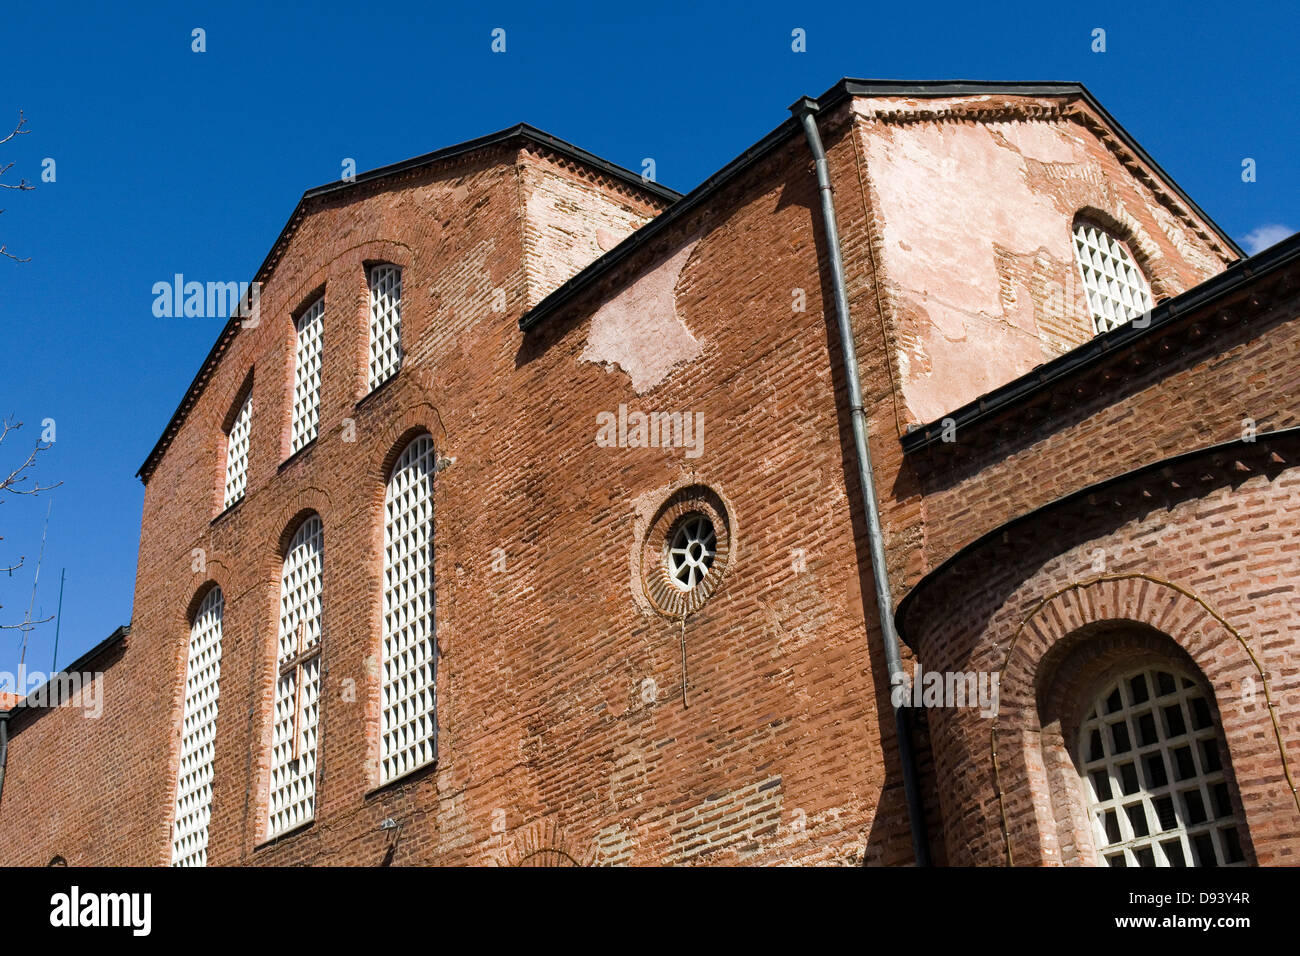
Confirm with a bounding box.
[790,96,931,866]
[0,710,9,805]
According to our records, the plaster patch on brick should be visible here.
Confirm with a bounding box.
[995,120,1082,165]
[580,241,701,394]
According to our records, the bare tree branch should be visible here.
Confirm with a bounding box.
[1,110,33,262]
[0,613,53,631]
[0,419,59,497]
[0,110,29,147]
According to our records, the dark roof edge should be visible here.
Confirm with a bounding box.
[838,79,1243,258]
[520,78,1243,334]
[136,125,680,482]
[901,230,1300,454]
[301,123,682,205]
[2,623,130,722]
[518,107,811,332]
[894,427,1300,648]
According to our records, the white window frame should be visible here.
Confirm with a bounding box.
[1079,665,1248,867]
[1072,222,1154,335]
[289,297,324,455]
[367,264,403,391]
[171,587,224,866]
[222,391,252,510]
[267,516,324,838]
[380,435,437,783]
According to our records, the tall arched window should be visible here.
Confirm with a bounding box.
[289,296,324,454]
[1079,665,1248,866]
[172,586,224,867]
[380,435,437,783]
[1072,221,1154,335]
[268,516,324,837]
[223,390,252,510]
[367,264,403,391]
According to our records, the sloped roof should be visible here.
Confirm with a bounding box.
[901,230,1300,453]
[137,80,1245,481]
[135,125,680,482]
[518,78,1243,332]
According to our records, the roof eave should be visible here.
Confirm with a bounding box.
[136,126,679,483]
[901,231,1300,455]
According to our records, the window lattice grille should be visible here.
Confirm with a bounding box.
[1072,223,1154,334]
[380,436,437,783]
[666,514,716,591]
[222,392,252,510]
[289,298,324,454]
[1080,666,1248,867]
[367,265,403,391]
[268,516,324,838]
[171,587,224,867]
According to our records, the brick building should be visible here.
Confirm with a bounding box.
[1,78,1297,866]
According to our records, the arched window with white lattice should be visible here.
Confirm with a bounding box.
[171,586,224,866]
[289,296,324,455]
[380,435,437,783]
[267,516,324,837]
[367,264,402,391]
[1079,665,1248,867]
[1072,221,1154,335]
[222,389,252,510]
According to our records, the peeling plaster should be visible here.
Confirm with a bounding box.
[580,241,701,394]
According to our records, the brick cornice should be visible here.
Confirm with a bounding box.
[897,426,1300,647]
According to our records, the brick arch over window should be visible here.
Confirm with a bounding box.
[376,432,438,784]
[184,578,224,626]
[1034,622,1253,867]
[171,583,226,866]
[216,369,255,514]
[1071,206,1171,301]
[264,491,333,574]
[265,511,326,838]
[989,574,1297,866]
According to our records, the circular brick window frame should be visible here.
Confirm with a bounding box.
[637,484,732,619]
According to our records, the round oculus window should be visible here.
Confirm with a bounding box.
[666,514,716,591]
[638,484,732,618]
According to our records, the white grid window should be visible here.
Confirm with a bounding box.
[289,298,324,454]
[1072,222,1154,335]
[171,587,224,867]
[268,516,324,838]
[222,392,252,510]
[1080,666,1248,867]
[380,435,437,783]
[367,265,403,391]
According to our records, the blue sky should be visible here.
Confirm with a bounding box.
[0,0,1295,678]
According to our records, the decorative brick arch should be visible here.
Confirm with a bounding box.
[359,404,446,563]
[269,491,333,569]
[1071,206,1171,300]
[989,573,1299,865]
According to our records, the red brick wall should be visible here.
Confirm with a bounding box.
[900,435,1300,865]
[855,93,1237,427]
[0,113,924,865]
[908,286,1300,578]
[0,92,1277,868]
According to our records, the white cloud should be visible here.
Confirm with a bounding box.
[1241,223,1295,255]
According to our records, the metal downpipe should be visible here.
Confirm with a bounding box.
[791,97,931,866]
[0,712,9,805]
